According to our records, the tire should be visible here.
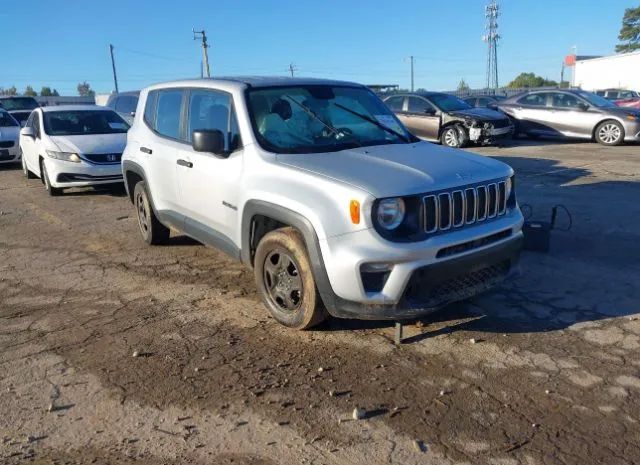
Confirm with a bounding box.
[595,120,625,146]
[41,160,62,196]
[254,227,327,330]
[133,181,170,245]
[440,125,469,148]
[21,150,35,179]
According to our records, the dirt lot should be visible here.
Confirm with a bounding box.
[1,139,639,465]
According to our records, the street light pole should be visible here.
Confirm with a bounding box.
[109,44,119,93]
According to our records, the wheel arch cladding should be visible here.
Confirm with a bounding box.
[241,200,338,313]
[122,160,146,203]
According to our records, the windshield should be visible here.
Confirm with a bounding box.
[247,85,413,154]
[0,111,19,127]
[577,91,616,108]
[43,110,129,136]
[0,97,39,111]
[428,94,473,112]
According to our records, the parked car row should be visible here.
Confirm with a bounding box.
[382,88,640,147]
[0,95,40,126]
[7,77,524,331]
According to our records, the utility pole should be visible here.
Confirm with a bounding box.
[288,63,297,77]
[109,44,119,93]
[483,1,500,90]
[193,29,211,78]
[404,56,415,91]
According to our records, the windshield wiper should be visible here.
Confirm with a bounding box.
[333,103,410,143]
[283,95,361,146]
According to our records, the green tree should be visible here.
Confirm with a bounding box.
[77,81,95,97]
[616,6,640,52]
[24,86,37,97]
[457,78,470,92]
[52,89,60,96]
[0,86,18,96]
[506,72,558,89]
[40,86,54,96]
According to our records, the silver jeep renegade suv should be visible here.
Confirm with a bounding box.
[122,77,523,329]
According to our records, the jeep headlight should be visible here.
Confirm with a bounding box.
[46,150,81,163]
[376,197,405,230]
[505,176,513,200]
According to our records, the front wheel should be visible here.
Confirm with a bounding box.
[41,160,62,196]
[595,120,624,146]
[254,227,327,330]
[441,125,468,148]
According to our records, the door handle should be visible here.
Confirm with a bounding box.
[140,146,152,154]
[177,159,193,168]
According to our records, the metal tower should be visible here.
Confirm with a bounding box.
[483,1,500,89]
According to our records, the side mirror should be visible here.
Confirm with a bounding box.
[192,129,226,156]
[578,103,590,111]
[424,108,436,116]
[130,111,136,117]
[20,126,35,138]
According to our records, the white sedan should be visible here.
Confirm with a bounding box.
[20,105,129,195]
[0,109,20,165]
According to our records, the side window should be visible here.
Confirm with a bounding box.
[33,113,41,138]
[115,96,138,114]
[551,93,581,108]
[518,93,548,107]
[143,91,157,128]
[607,91,619,99]
[595,91,605,96]
[154,89,183,140]
[407,97,433,113]
[384,96,404,112]
[478,98,492,107]
[187,89,241,151]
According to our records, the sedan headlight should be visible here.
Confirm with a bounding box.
[625,114,640,121]
[46,150,81,163]
[376,198,405,230]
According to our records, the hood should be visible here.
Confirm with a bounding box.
[604,106,640,117]
[0,126,20,142]
[449,107,508,121]
[50,133,127,154]
[276,141,513,198]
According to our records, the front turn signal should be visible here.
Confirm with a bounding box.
[350,200,360,224]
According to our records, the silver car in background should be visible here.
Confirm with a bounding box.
[497,89,640,146]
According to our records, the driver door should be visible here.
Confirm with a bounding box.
[402,96,440,141]
[20,111,38,173]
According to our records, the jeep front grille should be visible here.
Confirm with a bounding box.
[423,181,508,233]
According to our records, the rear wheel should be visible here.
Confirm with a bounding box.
[254,227,327,330]
[21,150,35,179]
[133,181,170,245]
[441,125,468,148]
[595,120,624,146]
[41,160,62,196]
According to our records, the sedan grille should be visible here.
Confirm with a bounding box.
[423,180,508,234]
[82,153,122,164]
[0,141,15,148]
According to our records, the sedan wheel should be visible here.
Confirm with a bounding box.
[596,121,624,146]
[441,125,468,148]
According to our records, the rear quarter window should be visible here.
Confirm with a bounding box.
[143,91,157,128]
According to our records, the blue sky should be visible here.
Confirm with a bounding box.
[0,0,633,95]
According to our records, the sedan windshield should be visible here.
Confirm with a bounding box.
[43,110,129,136]
[0,97,39,111]
[428,94,473,112]
[247,85,413,154]
[0,111,19,127]
[577,92,616,108]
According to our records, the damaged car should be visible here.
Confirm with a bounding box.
[383,92,513,148]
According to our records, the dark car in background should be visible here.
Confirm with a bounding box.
[384,92,513,148]
[105,91,139,125]
[497,89,640,146]
[0,96,40,126]
[463,94,507,109]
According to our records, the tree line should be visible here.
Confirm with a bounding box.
[0,81,95,97]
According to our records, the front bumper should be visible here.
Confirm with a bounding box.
[318,209,523,320]
[469,125,514,143]
[622,120,640,142]
[45,158,123,188]
[0,144,19,163]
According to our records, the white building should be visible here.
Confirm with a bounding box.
[573,50,640,91]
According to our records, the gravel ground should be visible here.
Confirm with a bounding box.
[1,139,639,465]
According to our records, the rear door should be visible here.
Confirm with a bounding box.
[510,93,554,134]
[402,96,440,141]
[143,88,185,222]
[176,88,243,253]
